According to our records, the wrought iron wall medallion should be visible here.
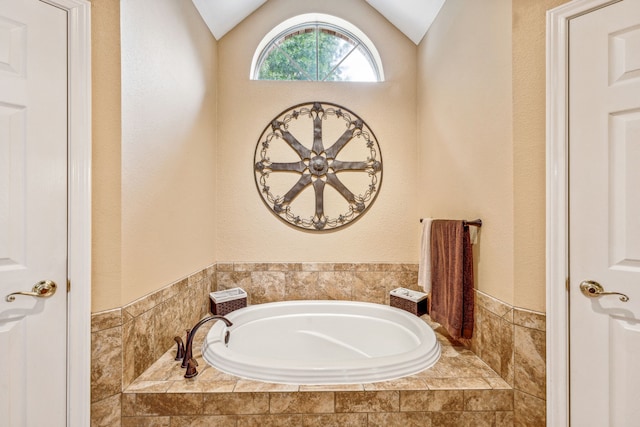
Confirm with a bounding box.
[254,102,383,231]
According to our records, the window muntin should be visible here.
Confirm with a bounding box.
[251,15,384,82]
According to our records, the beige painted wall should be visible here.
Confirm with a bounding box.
[417,0,515,305]
[418,0,570,312]
[91,0,218,311]
[91,0,122,311]
[216,0,420,262]
[512,0,569,310]
[90,0,571,313]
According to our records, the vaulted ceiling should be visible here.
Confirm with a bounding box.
[191,0,446,45]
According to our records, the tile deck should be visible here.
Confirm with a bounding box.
[122,315,514,426]
[125,315,509,395]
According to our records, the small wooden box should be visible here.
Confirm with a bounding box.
[210,288,247,316]
[390,288,428,316]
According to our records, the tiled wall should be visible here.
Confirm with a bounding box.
[91,265,216,426]
[120,388,515,426]
[215,263,420,305]
[91,263,546,426]
[471,290,546,426]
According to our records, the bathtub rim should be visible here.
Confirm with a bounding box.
[202,300,441,385]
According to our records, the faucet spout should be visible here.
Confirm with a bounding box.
[181,315,233,374]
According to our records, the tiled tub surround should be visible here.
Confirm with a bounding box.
[121,316,513,426]
[91,263,546,426]
[214,263,421,306]
[471,290,547,426]
[91,265,216,425]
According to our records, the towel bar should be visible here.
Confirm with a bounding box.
[419,218,482,227]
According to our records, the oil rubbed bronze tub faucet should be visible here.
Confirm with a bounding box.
[181,315,233,378]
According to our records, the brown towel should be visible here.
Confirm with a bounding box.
[429,220,474,340]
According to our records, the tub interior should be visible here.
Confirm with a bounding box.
[202,300,441,384]
[230,313,421,360]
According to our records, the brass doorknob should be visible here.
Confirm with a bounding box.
[580,280,629,302]
[5,280,57,302]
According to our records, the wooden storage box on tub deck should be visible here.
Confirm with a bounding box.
[389,287,428,316]
[210,288,247,316]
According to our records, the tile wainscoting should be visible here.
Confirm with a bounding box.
[471,290,546,425]
[91,263,546,426]
[215,263,420,305]
[120,314,513,427]
[91,265,216,425]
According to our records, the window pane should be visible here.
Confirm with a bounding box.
[258,45,309,80]
[277,30,317,80]
[325,46,377,82]
[317,30,356,81]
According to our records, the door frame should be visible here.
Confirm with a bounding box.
[39,0,92,425]
[546,0,621,425]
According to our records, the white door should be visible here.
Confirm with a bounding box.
[569,0,640,425]
[0,0,68,425]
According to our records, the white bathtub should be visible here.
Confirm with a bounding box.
[202,300,441,384]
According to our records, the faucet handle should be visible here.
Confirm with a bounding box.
[173,336,185,361]
[184,358,199,378]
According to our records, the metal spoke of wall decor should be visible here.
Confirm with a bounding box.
[254,102,382,231]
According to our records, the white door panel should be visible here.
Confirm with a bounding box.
[0,0,68,425]
[569,0,640,425]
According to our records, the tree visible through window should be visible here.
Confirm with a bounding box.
[253,21,383,82]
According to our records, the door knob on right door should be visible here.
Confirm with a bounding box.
[579,280,629,302]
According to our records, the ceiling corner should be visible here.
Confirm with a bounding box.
[191,0,267,40]
[191,0,446,45]
[365,0,446,45]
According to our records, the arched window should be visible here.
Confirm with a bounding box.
[251,14,384,82]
